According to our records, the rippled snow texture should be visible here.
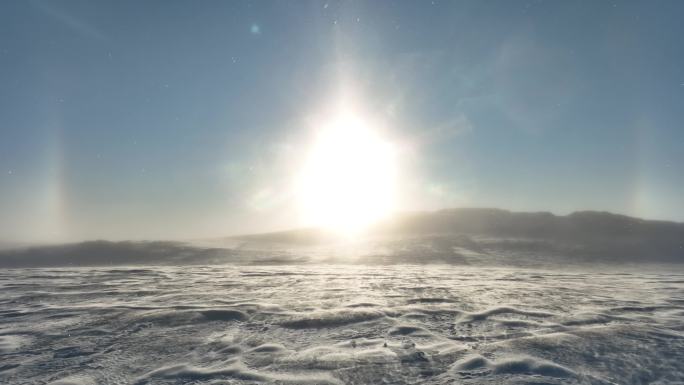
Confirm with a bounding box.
[1,265,684,384]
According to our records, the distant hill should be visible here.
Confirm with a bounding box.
[1,208,682,267]
[0,240,302,268]
[233,208,684,263]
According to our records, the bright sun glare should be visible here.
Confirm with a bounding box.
[296,113,398,234]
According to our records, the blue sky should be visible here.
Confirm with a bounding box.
[1,0,683,242]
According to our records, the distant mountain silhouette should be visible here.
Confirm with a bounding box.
[0,240,300,268]
[384,208,683,243]
[234,208,684,263]
[1,208,682,267]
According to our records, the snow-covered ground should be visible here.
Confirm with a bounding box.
[1,265,684,384]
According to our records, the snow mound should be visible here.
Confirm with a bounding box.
[135,362,343,385]
[279,308,387,328]
[454,354,576,378]
[459,306,556,322]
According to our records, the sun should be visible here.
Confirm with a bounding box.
[295,113,398,234]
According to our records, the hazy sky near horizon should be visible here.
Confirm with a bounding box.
[1,0,683,242]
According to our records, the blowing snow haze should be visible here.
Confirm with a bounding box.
[1,208,683,268]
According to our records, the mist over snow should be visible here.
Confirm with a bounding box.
[2,208,683,268]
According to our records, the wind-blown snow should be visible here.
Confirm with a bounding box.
[1,265,684,384]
